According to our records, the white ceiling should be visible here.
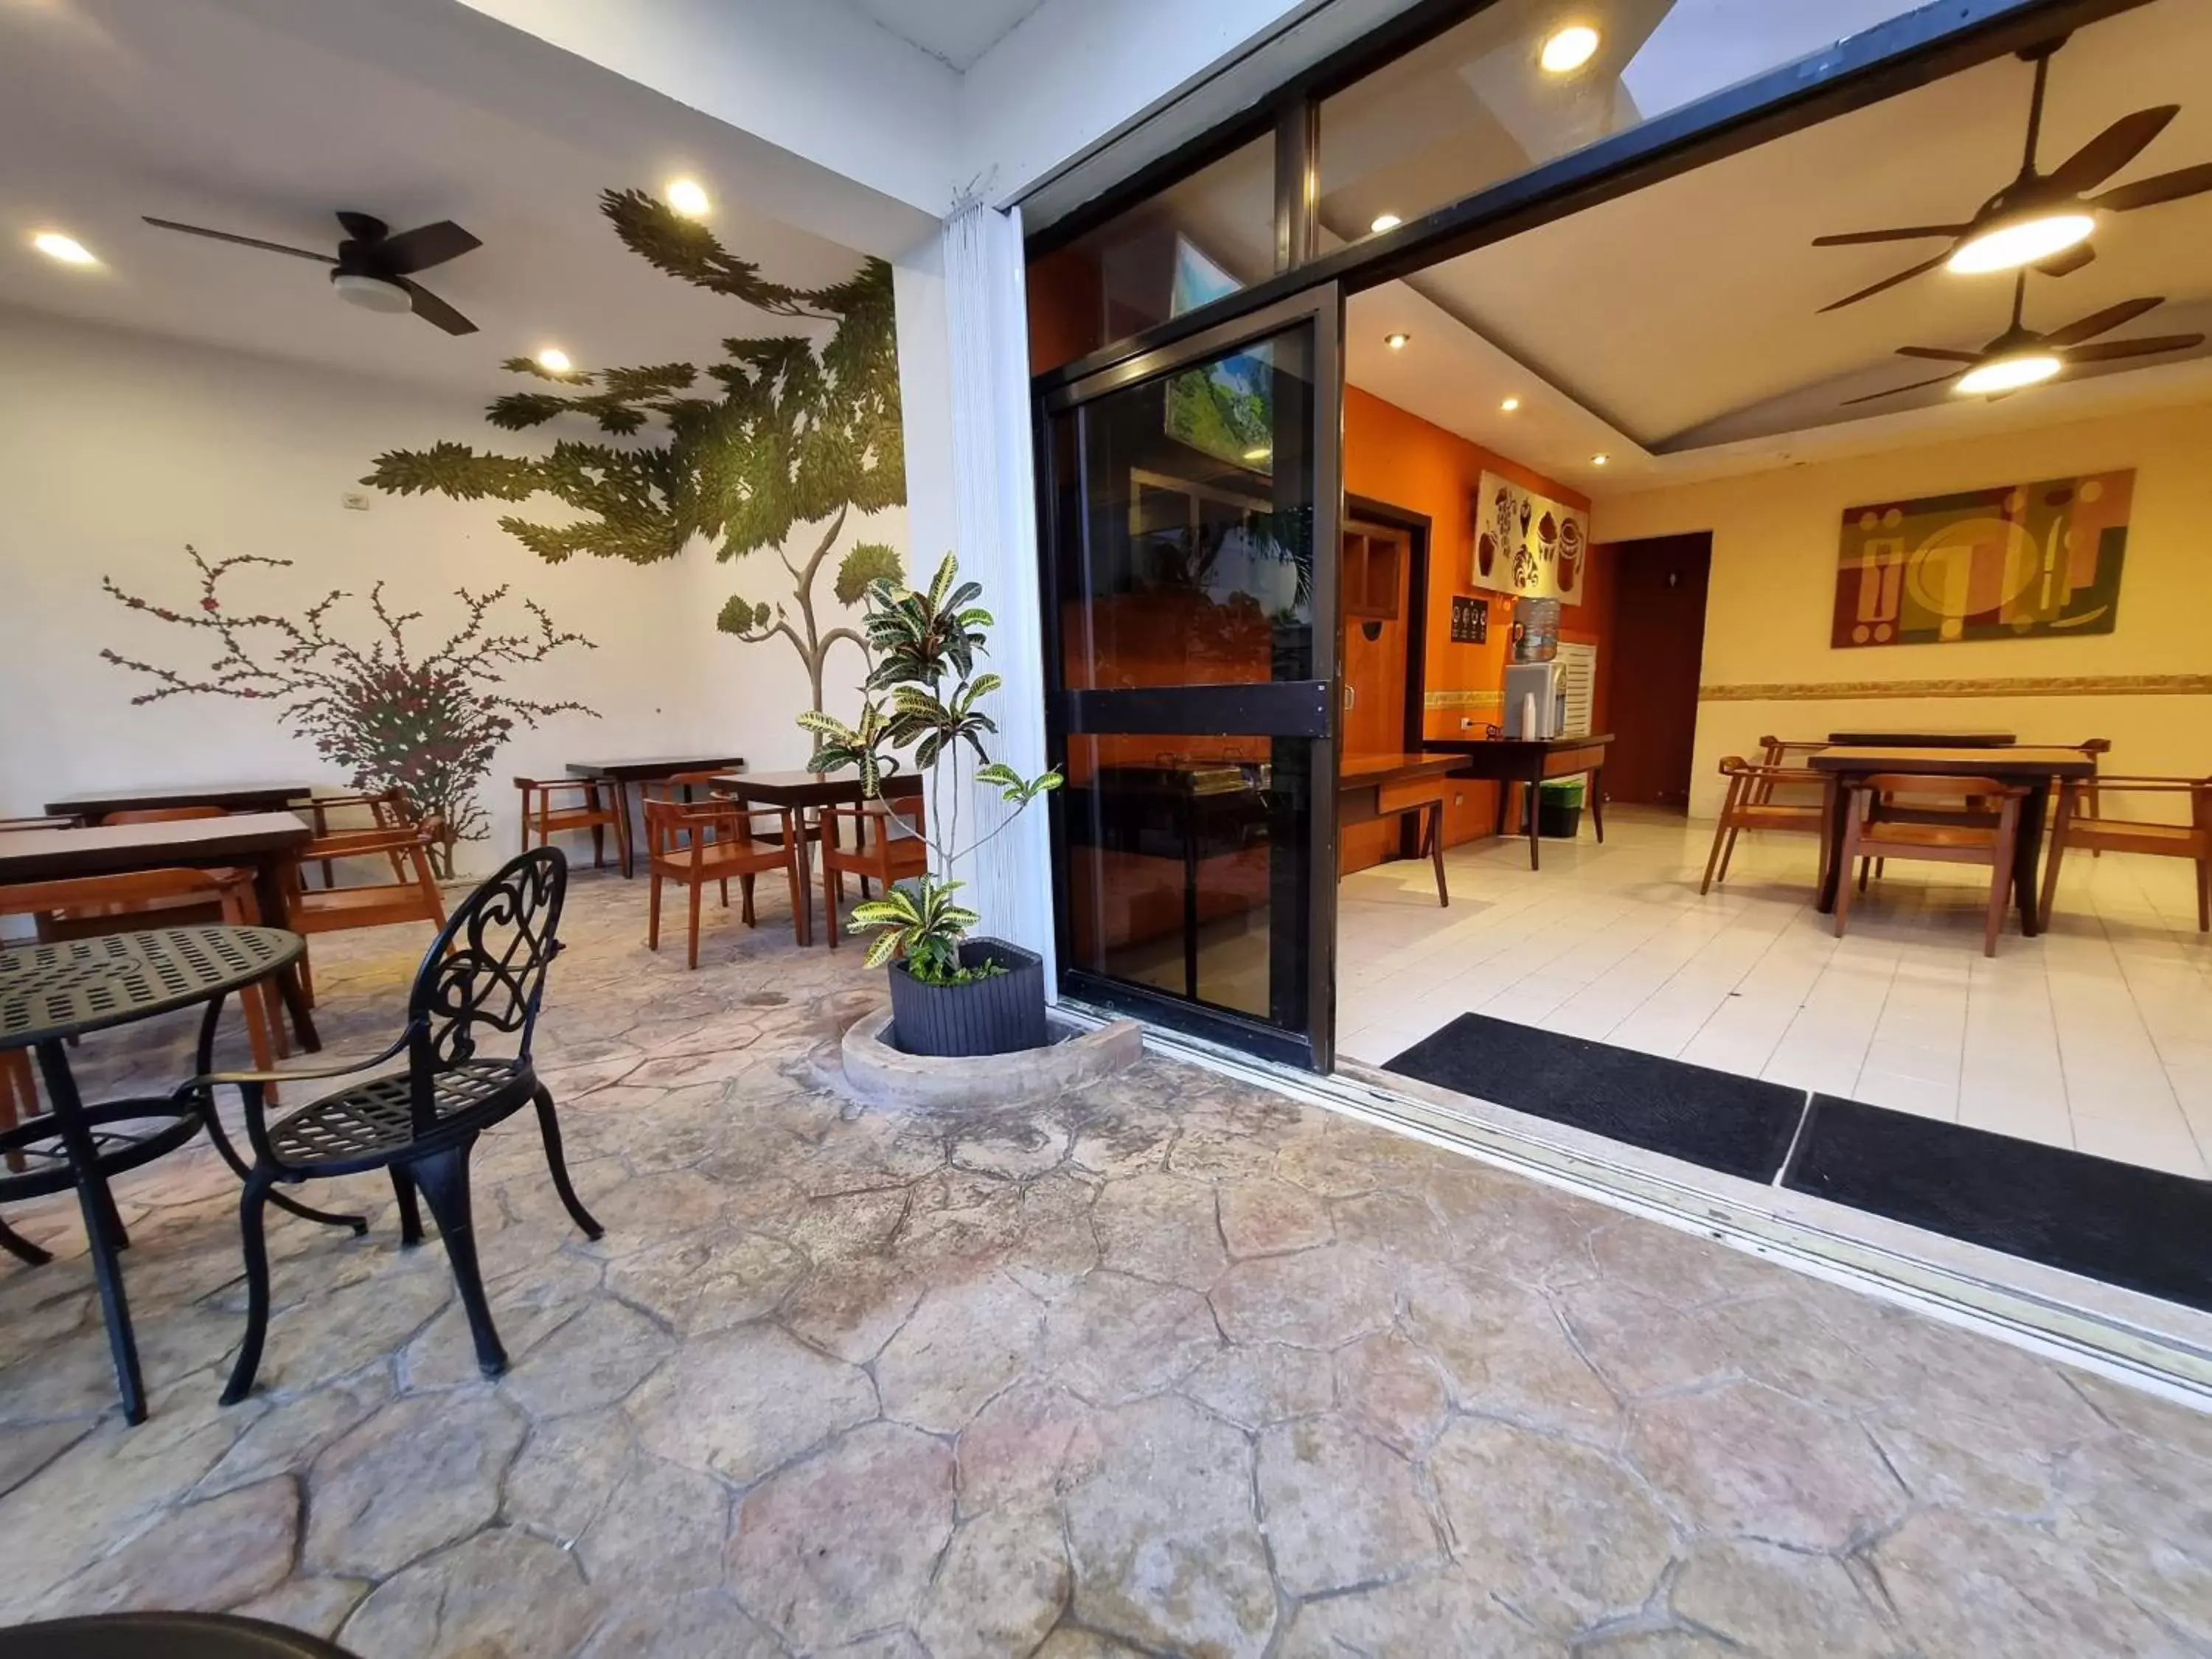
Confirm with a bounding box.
[1355,0,2212,492]
[0,0,890,395]
[840,0,1049,72]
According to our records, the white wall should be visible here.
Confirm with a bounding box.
[0,307,901,875]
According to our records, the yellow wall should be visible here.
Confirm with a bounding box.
[1592,400,2212,818]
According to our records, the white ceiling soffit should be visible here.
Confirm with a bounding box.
[0,0,911,394]
[1363,0,2212,481]
[843,0,1048,72]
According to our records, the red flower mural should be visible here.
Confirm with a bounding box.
[102,546,597,874]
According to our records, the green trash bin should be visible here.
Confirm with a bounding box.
[1534,779,1584,839]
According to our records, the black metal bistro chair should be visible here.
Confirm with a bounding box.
[192,847,602,1405]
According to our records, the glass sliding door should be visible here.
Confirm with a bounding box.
[1038,287,1342,1068]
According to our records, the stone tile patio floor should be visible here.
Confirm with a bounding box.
[2,872,2210,1657]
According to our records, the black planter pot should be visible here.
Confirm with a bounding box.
[888,937,1049,1057]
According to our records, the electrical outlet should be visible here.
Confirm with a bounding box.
[1453,792,1464,806]
[341,491,372,512]
[1459,716,1474,729]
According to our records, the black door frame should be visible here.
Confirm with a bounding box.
[1037,285,1346,1071]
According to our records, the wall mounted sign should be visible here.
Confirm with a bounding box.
[1832,470,2132,649]
[1473,471,1587,605]
[1450,594,1489,643]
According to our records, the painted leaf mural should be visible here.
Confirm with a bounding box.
[101,546,597,874]
[363,188,906,710]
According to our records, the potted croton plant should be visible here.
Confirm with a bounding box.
[798,554,1062,1057]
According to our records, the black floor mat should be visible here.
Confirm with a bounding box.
[1383,1014,1806,1181]
[1784,1096,2212,1312]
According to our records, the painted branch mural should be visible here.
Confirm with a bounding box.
[362,188,906,710]
[102,546,597,875]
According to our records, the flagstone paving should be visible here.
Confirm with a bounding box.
[2,872,2210,1656]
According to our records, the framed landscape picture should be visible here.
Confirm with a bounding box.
[1832,470,2132,648]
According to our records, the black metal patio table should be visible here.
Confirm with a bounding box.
[0,926,364,1425]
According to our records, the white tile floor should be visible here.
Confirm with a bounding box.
[1337,807,2212,1178]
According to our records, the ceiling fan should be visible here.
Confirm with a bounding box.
[140,211,482,335]
[1813,37,2212,313]
[1844,275,2204,405]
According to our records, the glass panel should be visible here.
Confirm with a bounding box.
[1317,0,1933,249]
[1054,322,1318,691]
[1027,132,1276,375]
[1062,734,1313,1026]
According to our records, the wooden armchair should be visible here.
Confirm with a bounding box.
[2041,774,2211,933]
[643,797,802,967]
[285,791,448,1004]
[1834,774,2027,956]
[819,798,929,946]
[1700,756,1826,894]
[515,776,629,872]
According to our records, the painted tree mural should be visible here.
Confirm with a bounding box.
[363,188,905,710]
[102,546,597,875]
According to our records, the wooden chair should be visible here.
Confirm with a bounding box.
[1751,737,1829,804]
[515,776,629,872]
[1700,756,1826,894]
[285,793,449,1004]
[2040,774,2211,933]
[643,796,801,968]
[1833,774,2026,957]
[819,798,930,946]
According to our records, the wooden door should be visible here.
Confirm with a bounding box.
[1340,517,1412,872]
[1603,533,1711,810]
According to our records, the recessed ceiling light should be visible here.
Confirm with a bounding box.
[1500,396,1522,412]
[666,178,712,219]
[536,347,573,374]
[1947,211,2095,274]
[32,231,97,266]
[1384,332,1411,349]
[1242,445,1273,463]
[1590,453,1610,466]
[1955,352,2062,395]
[1370,213,1402,234]
[1540,24,1601,74]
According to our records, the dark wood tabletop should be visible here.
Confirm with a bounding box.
[711,770,924,808]
[1823,729,2016,748]
[43,782,313,819]
[1337,752,1471,790]
[566,756,747,783]
[1808,745,2096,779]
[0,812,313,882]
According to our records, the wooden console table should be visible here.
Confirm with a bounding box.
[1337,753,1470,905]
[1422,734,1613,870]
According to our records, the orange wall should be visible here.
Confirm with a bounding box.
[1343,385,1606,848]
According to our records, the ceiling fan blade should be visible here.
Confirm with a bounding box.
[2046,105,2180,195]
[2042,295,2163,347]
[142,216,335,263]
[2037,241,2096,278]
[1811,225,1969,247]
[377,220,481,275]
[1843,372,1961,407]
[2093,161,2212,213]
[397,279,478,336]
[1895,347,1982,364]
[2064,333,2205,363]
[1819,251,1951,313]
[335,211,389,244]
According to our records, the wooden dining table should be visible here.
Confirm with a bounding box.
[1806,745,2097,938]
[566,756,748,878]
[43,782,314,821]
[709,770,921,946]
[0,813,322,1049]
[1338,752,1470,905]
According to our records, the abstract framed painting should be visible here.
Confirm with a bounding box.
[1832,470,2132,649]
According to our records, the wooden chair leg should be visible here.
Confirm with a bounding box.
[686,874,703,970]
[1984,801,2021,958]
[2196,856,2210,934]
[1428,801,1449,907]
[0,1049,30,1174]
[740,872,757,928]
[2039,785,2073,931]
[518,785,531,855]
[786,845,807,946]
[1834,815,1863,940]
[1700,781,1738,896]
[647,869,663,952]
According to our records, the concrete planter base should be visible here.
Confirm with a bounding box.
[817,1004,1143,1112]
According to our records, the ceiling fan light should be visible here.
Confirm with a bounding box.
[331,271,411,314]
[1947,212,2094,274]
[1955,352,2062,394]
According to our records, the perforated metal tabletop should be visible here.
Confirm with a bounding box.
[0,926,303,1048]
